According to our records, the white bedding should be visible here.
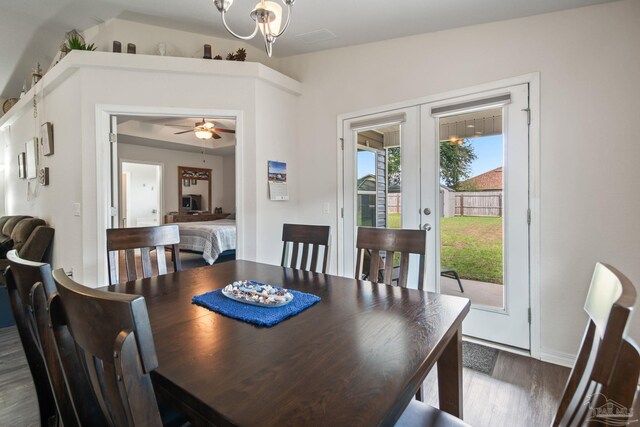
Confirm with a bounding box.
[177,219,236,265]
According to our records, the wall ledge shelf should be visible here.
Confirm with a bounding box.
[0,50,302,129]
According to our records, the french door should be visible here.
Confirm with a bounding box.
[342,83,531,350]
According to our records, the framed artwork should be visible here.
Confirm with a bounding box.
[268,161,287,182]
[18,153,26,179]
[41,122,54,156]
[183,179,190,187]
[25,138,37,179]
[191,178,197,185]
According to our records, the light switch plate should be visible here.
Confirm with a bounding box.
[73,203,81,217]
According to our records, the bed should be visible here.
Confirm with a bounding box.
[176,219,236,264]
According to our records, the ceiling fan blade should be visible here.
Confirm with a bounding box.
[169,124,193,128]
[214,128,236,134]
[174,130,193,135]
[212,131,222,140]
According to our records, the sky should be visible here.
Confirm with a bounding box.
[357,134,503,180]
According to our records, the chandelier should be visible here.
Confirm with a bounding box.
[213,0,296,57]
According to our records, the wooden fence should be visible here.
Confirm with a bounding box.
[455,191,503,217]
[387,193,401,214]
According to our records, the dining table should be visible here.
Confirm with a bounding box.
[105,260,470,426]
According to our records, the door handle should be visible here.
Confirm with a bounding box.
[423,208,431,215]
[422,223,431,231]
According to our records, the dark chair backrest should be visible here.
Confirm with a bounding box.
[18,225,55,263]
[552,263,639,426]
[6,251,106,427]
[4,252,58,427]
[51,268,163,427]
[355,227,426,289]
[281,224,330,273]
[107,225,181,285]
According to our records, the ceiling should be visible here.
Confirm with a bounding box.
[0,0,615,97]
[117,116,236,157]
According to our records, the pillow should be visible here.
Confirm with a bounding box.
[227,212,236,220]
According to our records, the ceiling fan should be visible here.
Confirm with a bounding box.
[172,119,236,140]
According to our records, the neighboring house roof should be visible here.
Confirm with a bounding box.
[459,167,503,191]
[357,174,376,191]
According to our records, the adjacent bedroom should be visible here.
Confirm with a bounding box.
[114,115,237,279]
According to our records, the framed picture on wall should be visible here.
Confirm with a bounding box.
[25,138,37,179]
[18,152,26,179]
[183,179,190,187]
[41,122,54,156]
[191,178,197,185]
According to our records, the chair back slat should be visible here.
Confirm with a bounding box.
[553,263,639,427]
[156,246,167,275]
[125,249,137,282]
[52,268,163,427]
[290,242,299,269]
[106,225,181,285]
[300,243,310,270]
[281,224,331,273]
[140,247,153,278]
[369,249,382,283]
[383,251,395,285]
[398,254,410,288]
[355,227,426,289]
[311,245,320,272]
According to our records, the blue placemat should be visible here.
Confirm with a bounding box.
[192,288,321,327]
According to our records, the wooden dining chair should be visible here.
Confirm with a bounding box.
[6,250,107,427]
[281,223,330,273]
[51,268,164,427]
[107,224,182,285]
[552,262,639,426]
[4,253,58,427]
[355,227,426,289]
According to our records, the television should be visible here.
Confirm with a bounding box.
[182,195,200,211]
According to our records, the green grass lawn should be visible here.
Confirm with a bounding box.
[386,213,503,284]
[441,216,503,284]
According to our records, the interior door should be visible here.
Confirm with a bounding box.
[420,84,531,349]
[342,107,421,281]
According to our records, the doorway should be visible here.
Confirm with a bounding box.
[120,161,162,228]
[341,78,537,352]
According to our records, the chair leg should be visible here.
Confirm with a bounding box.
[452,271,464,293]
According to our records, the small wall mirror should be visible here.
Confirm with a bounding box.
[178,166,212,214]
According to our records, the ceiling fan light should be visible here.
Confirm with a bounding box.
[195,130,213,140]
[202,121,216,129]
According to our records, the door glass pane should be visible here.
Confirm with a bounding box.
[356,149,377,227]
[355,125,401,229]
[438,108,505,309]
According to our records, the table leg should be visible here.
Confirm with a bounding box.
[437,326,463,418]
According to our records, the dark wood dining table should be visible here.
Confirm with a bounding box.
[105,260,470,426]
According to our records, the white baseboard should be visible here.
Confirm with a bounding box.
[540,350,576,368]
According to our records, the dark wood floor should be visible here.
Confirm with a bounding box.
[0,326,39,427]
[0,324,578,427]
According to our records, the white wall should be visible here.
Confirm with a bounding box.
[118,143,227,215]
[0,72,84,276]
[0,52,301,287]
[277,0,640,361]
[254,80,300,265]
[222,155,236,213]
